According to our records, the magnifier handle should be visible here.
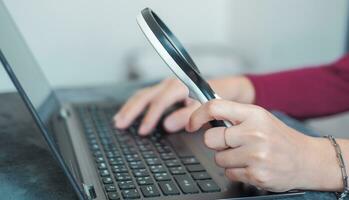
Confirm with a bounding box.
[210,120,232,128]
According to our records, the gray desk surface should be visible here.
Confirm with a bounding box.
[0,83,338,200]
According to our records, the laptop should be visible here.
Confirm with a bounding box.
[0,2,304,200]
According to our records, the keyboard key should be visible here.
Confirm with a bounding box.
[165,159,181,167]
[145,158,161,166]
[191,172,211,180]
[169,166,186,175]
[102,177,113,184]
[125,154,141,162]
[142,151,157,158]
[136,176,154,185]
[106,151,120,158]
[112,165,127,173]
[122,189,140,199]
[140,185,160,197]
[181,157,199,165]
[108,157,123,161]
[114,173,132,181]
[90,144,100,151]
[105,184,117,192]
[150,165,166,173]
[154,172,171,181]
[159,181,180,196]
[160,152,176,160]
[197,180,221,193]
[129,161,145,169]
[100,169,110,177]
[174,175,199,194]
[109,160,124,166]
[132,169,149,177]
[138,144,152,152]
[122,147,137,155]
[118,180,136,190]
[96,157,105,163]
[94,150,103,157]
[107,192,120,200]
[156,146,171,153]
[98,162,107,169]
[186,164,205,172]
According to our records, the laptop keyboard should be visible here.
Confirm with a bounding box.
[76,105,220,199]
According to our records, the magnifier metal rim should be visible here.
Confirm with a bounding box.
[139,8,216,101]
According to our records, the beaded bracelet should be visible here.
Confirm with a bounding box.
[324,135,349,200]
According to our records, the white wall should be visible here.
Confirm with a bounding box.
[0,0,347,92]
[228,0,348,72]
[0,0,231,92]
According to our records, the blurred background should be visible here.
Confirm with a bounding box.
[0,0,348,136]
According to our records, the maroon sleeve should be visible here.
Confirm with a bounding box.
[247,54,349,120]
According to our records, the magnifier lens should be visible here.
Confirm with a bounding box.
[151,11,201,74]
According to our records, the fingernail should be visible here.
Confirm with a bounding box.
[115,116,126,128]
[138,124,149,135]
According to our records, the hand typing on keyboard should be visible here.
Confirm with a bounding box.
[113,77,254,135]
[78,105,223,198]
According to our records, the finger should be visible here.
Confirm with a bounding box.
[215,147,249,168]
[225,168,249,184]
[203,124,247,150]
[139,88,189,135]
[184,97,197,106]
[203,127,227,150]
[187,99,253,132]
[114,86,161,129]
[163,103,200,133]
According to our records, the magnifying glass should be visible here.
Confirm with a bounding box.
[137,8,232,128]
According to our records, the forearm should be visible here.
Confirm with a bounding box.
[299,137,349,192]
[246,54,349,119]
[209,75,255,104]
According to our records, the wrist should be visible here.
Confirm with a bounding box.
[296,136,343,191]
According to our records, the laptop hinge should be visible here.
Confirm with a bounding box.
[83,184,97,200]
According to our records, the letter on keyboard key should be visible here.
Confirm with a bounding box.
[169,166,186,175]
[140,185,160,197]
[154,172,171,181]
[136,176,154,185]
[165,159,180,167]
[150,165,166,173]
[100,169,110,177]
[181,157,199,165]
[159,181,180,195]
[105,184,117,192]
[146,158,161,166]
[114,173,131,181]
[118,181,136,190]
[132,169,149,177]
[197,180,221,193]
[122,189,140,199]
[174,175,199,194]
[102,177,113,184]
[191,172,211,180]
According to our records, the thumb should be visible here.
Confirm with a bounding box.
[163,102,200,132]
[187,99,254,132]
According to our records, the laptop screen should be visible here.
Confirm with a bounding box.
[0,2,84,199]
